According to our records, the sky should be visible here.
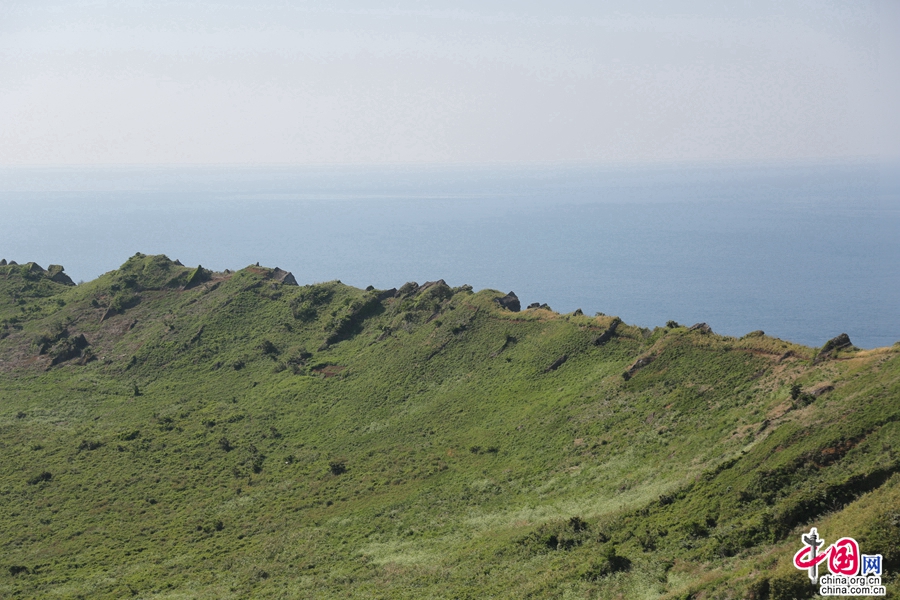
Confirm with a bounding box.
[1,0,898,166]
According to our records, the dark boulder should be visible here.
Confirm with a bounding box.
[376,288,398,301]
[689,323,712,334]
[527,302,541,310]
[0,259,6,266]
[495,291,520,312]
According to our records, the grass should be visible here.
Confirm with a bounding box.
[0,253,898,599]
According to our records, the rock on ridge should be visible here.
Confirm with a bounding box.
[495,291,520,312]
[272,268,298,286]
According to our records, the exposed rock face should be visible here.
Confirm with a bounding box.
[272,268,298,286]
[814,333,854,363]
[376,288,398,301]
[47,265,75,286]
[689,323,712,334]
[623,354,654,380]
[811,384,834,397]
[821,333,852,353]
[0,259,6,266]
[419,279,447,292]
[573,309,583,316]
[526,302,552,311]
[49,333,90,366]
[545,355,568,372]
[593,318,621,346]
[398,282,419,296]
[495,292,520,312]
[777,351,795,363]
[185,265,211,288]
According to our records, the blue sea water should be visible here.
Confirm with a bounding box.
[1,161,898,349]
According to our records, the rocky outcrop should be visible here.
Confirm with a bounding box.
[593,318,621,346]
[419,279,447,292]
[814,333,854,363]
[376,288,398,301]
[689,323,712,334]
[0,259,6,266]
[623,354,653,380]
[418,280,453,302]
[495,292,520,312]
[47,265,75,286]
[811,384,834,397]
[526,302,551,311]
[272,268,298,286]
[398,282,419,296]
[49,333,91,366]
[185,265,211,288]
[821,333,852,353]
[544,355,568,372]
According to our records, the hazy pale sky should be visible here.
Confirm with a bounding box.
[2,1,898,166]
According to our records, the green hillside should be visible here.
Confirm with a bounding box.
[1,254,898,599]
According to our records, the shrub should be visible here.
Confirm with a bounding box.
[218,437,233,452]
[27,471,52,485]
[329,460,347,476]
[259,339,279,357]
[580,545,631,580]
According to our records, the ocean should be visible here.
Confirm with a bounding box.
[1,161,898,349]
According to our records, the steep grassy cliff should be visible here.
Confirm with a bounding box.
[1,254,898,599]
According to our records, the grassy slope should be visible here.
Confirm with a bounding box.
[0,254,897,599]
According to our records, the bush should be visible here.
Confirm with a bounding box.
[329,460,347,476]
[27,471,52,485]
[259,339,279,357]
[580,545,631,580]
